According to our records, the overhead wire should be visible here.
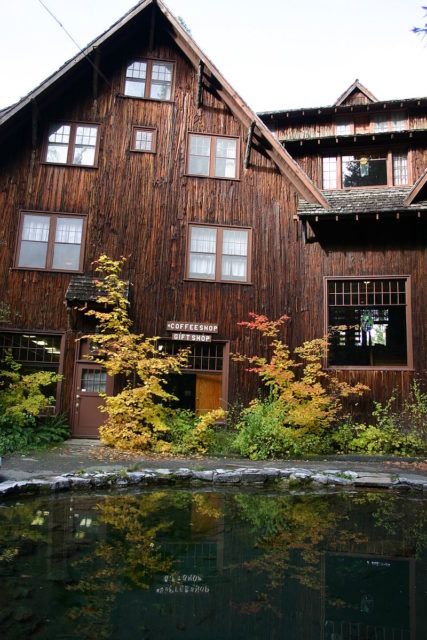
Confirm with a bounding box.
[36,0,112,88]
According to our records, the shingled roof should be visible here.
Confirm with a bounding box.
[297,187,427,219]
[65,276,129,303]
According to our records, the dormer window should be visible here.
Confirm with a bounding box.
[124,59,174,101]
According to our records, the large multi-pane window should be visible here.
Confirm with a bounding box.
[187,225,250,283]
[187,134,239,179]
[374,111,407,133]
[124,59,174,101]
[15,211,86,272]
[45,123,99,166]
[326,278,411,368]
[322,151,409,189]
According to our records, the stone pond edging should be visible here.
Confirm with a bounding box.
[1,466,427,498]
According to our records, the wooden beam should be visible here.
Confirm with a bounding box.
[244,120,256,169]
[196,60,204,109]
[302,219,307,245]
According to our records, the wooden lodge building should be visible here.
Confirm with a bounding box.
[0,1,425,436]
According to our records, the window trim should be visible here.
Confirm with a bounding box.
[321,149,411,190]
[323,275,413,371]
[185,132,241,181]
[185,223,252,284]
[14,210,87,274]
[0,329,65,411]
[130,125,157,153]
[122,58,176,102]
[42,121,101,168]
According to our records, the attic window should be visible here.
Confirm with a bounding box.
[45,123,100,167]
[124,59,174,101]
[131,126,157,153]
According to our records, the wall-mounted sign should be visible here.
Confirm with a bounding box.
[166,321,218,334]
[172,332,212,342]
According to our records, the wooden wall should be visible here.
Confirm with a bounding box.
[0,7,425,421]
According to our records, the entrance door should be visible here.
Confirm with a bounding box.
[195,373,222,415]
[72,363,112,437]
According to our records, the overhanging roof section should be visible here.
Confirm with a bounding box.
[0,0,328,210]
[297,187,427,220]
[404,168,427,205]
[65,275,129,303]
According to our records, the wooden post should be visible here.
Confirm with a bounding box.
[302,219,307,245]
[244,120,255,169]
[196,60,204,109]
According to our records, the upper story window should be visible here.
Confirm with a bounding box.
[187,224,251,283]
[15,211,86,272]
[322,151,409,189]
[326,277,412,369]
[336,120,352,136]
[373,111,407,133]
[45,123,99,166]
[124,59,174,101]
[130,126,157,153]
[187,134,239,179]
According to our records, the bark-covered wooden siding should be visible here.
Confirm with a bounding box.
[0,7,425,419]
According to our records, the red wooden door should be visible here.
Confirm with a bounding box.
[72,363,112,438]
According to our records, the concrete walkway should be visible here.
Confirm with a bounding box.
[1,439,426,488]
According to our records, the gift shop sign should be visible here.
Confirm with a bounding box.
[166,321,218,343]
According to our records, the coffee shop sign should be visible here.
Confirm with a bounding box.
[166,321,218,343]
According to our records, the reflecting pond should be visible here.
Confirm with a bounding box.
[0,488,426,639]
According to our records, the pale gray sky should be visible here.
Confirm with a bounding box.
[0,0,426,112]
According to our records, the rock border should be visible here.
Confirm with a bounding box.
[1,466,427,498]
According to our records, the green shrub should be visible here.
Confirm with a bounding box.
[165,408,225,455]
[0,413,70,455]
[233,396,333,459]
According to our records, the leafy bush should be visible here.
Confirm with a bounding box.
[0,353,68,455]
[84,256,190,452]
[232,314,367,459]
[0,413,70,455]
[0,353,61,427]
[332,382,426,456]
[234,396,333,459]
[166,408,226,455]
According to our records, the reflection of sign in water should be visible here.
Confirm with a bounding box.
[155,574,210,594]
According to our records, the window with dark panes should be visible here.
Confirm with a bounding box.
[327,278,410,367]
[342,153,387,187]
[81,369,107,393]
[45,123,99,166]
[16,211,85,272]
[124,59,174,100]
[0,333,62,408]
[187,225,250,283]
[187,133,238,179]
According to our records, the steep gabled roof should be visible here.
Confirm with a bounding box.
[404,167,427,205]
[0,0,328,209]
[334,79,378,106]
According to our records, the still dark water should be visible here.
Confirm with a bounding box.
[0,488,426,640]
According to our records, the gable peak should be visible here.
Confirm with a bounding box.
[334,79,378,106]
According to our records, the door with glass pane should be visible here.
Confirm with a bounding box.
[72,364,112,437]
